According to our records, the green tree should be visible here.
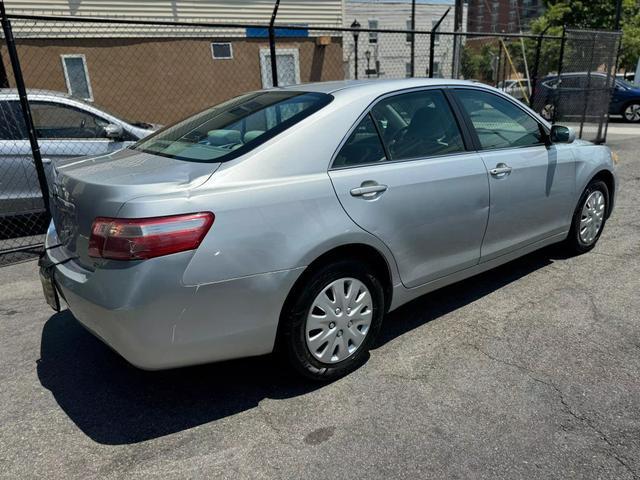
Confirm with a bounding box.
[530,0,640,71]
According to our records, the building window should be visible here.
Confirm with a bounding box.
[406,19,413,42]
[61,55,92,101]
[432,19,440,45]
[211,43,233,59]
[368,19,378,44]
[259,48,300,88]
[432,61,441,78]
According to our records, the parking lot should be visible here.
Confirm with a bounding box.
[1,124,639,479]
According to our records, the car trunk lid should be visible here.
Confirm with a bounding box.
[51,148,220,268]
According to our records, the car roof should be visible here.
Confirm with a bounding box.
[543,72,610,78]
[278,78,481,97]
[0,88,73,98]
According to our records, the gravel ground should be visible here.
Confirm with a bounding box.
[1,129,639,479]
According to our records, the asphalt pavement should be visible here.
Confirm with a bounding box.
[1,125,639,479]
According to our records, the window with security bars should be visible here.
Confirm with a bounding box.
[61,55,92,101]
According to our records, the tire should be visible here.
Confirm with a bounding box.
[278,259,385,381]
[622,101,640,123]
[564,179,609,255]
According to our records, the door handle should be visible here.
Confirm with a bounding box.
[489,163,512,177]
[350,183,388,198]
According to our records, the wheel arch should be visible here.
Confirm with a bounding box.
[588,169,615,217]
[274,243,394,350]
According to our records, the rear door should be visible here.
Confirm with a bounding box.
[329,88,490,288]
[452,88,575,261]
[0,99,47,215]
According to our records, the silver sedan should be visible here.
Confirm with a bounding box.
[40,79,616,380]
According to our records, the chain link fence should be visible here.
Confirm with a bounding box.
[553,29,622,142]
[1,22,50,265]
[0,10,622,266]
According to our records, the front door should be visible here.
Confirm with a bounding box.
[453,88,576,261]
[31,101,129,163]
[329,89,490,288]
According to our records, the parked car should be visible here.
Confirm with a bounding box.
[40,79,616,380]
[497,78,531,102]
[0,89,156,221]
[534,72,640,122]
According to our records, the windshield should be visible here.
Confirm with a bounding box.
[132,90,333,162]
[617,78,636,88]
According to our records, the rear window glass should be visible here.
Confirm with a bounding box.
[133,91,332,162]
[0,101,27,140]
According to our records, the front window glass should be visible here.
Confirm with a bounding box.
[372,89,465,160]
[31,101,109,139]
[455,89,545,149]
[133,91,332,162]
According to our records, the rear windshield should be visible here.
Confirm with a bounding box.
[132,90,332,162]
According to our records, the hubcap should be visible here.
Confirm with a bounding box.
[579,190,605,245]
[305,277,373,364]
[624,104,640,122]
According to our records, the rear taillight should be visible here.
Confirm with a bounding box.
[88,212,214,260]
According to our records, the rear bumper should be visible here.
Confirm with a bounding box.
[45,224,303,370]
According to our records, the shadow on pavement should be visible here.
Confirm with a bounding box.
[37,245,562,445]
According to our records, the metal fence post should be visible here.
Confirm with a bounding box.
[601,32,623,144]
[0,1,50,214]
[499,40,506,87]
[428,7,450,78]
[529,25,550,108]
[552,26,566,124]
[428,32,435,78]
[410,0,416,77]
[495,41,503,87]
[268,0,280,87]
[579,33,597,139]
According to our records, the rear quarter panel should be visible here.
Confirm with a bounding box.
[116,92,402,287]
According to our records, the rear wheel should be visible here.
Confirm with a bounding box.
[622,102,640,123]
[565,180,609,255]
[278,259,385,381]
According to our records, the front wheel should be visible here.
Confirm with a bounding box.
[564,180,609,255]
[622,102,640,123]
[278,260,385,381]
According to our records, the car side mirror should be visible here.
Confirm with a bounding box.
[103,123,124,139]
[550,125,575,144]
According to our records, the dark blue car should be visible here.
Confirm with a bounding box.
[534,72,640,123]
